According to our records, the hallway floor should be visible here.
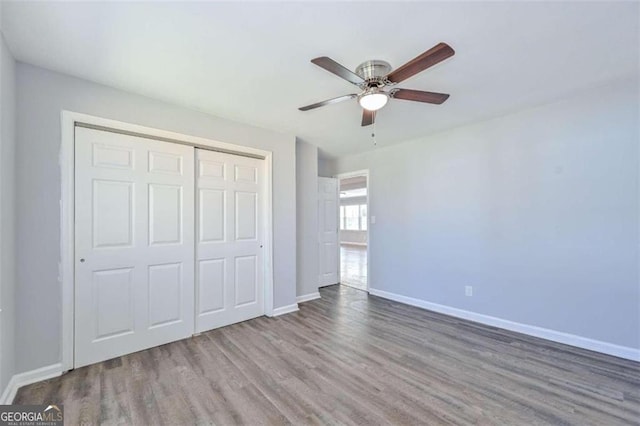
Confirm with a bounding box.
[340,244,367,291]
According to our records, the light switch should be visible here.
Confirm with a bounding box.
[370,216,376,224]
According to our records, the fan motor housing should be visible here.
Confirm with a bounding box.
[355,60,392,82]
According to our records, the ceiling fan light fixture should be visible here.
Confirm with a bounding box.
[298,43,455,126]
[358,89,388,111]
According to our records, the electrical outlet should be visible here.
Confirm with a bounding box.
[465,286,473,297]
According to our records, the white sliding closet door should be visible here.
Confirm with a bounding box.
[195,149,265,333]
[74,127,195,368]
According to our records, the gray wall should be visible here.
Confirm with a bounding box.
[0,27,16,393]
[15,63,297,374]
[325,77,639,349]
[318,157,333,178]
[296,140,319,298]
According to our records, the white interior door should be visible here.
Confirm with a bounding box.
[318,177,339,286]
[74,127,195,368]
[195,149,264,333]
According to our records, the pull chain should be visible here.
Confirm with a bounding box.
[371,111,377,147]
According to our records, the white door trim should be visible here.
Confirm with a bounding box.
[335,169,370,292]
[60,110,275,372]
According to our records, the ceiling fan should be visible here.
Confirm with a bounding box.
[298,42,455,126]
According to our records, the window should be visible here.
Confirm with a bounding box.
[345,205,359,230]
[340,204,367,231]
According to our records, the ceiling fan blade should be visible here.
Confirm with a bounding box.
[299,94,358,111]
[390,88,450,104]
[361,109,375,127]
[311,57,365,86]
[386,43,455,84]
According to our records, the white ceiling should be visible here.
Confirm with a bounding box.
[2,1,638,158]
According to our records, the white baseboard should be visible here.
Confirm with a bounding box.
[369,288,640,362]
[270,303,299,317]
[0,363,63,404]
[296,292,321,304]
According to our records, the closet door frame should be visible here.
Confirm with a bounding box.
[60,110,275,372]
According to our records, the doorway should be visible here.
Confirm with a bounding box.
[337,172,369,292]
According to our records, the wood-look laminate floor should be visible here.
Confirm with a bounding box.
[340,244,367,291]
[15,285,640,425]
